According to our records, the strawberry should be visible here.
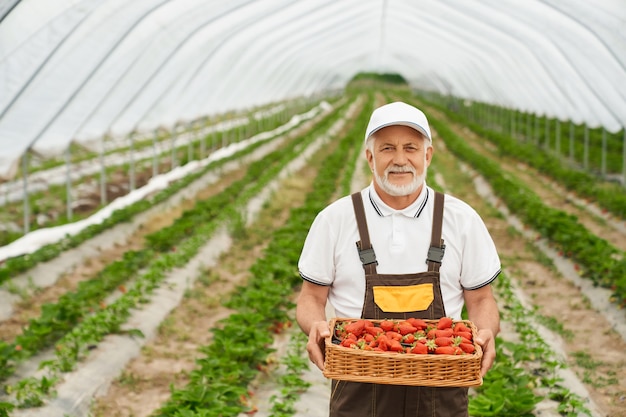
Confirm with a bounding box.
[454,322,470,333]
[407,318,428,330]
[398,322,418,335]
[453,335,472,346]
[403,334,415,344]
[453,331,473,341]
[434,346,456,355]
[437,317,453,330]
[385,331,403,341]
[377,335,390,351]
[365,326,384,336]
[435,329,454,338]
[435,337,453,347]
[459,342,476,354]
[341,338,357,348]
[435,346,463,355]
[389,339,404,352]
[380,320,396,332]
[344,320,367,337]
[410,343,428,354]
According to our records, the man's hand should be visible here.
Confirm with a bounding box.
[475,328,496,376]
[306,320,331,371]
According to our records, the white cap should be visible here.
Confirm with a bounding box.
[364,102,432,143]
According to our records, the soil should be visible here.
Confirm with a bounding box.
[2,99,625,417]
[0,167,246,345]
[88,127,339,417]
[426,109,626,416]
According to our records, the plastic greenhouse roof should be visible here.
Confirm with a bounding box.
[1,0,625,180]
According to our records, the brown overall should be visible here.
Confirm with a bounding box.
[329,191,469,417]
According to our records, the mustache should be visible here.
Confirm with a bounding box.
[385,165,416,174]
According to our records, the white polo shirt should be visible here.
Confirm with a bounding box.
[298,183,501,319]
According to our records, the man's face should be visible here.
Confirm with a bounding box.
[366,125,433,197]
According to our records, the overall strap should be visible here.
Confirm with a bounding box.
[427,191,445,272]
[351,192,378,275]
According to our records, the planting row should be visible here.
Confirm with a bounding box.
[2,89,615,416]
[0,98,349,413]
[0,100,331,283]
[0,98,325,248]
[420,100,626,309]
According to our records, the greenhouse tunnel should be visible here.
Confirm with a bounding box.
[0,0,625,249]
[1,1,626,417]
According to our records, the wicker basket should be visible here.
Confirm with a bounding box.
[323,318,483,387]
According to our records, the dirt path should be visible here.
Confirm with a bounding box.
[430,123,626,416]
[88,140,345,417]
[0,171,244,344]
[5,99,624,417]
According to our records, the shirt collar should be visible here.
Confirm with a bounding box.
[368,182,430,218]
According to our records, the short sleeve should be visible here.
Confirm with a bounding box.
[459,210,501,290]
[298,211,336,286]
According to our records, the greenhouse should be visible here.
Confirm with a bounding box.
[0,1,625,416]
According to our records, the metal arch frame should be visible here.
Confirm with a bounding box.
[1,0,625,183]
[129,0,300,132]
[206,2,375,109]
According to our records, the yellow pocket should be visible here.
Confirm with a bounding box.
[372,284,434,313]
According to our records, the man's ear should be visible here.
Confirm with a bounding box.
[425,145,434,167]
[366,148,374,171]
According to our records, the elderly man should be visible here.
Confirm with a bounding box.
[296,101,501,416]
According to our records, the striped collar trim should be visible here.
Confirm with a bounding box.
[368,185,430,218]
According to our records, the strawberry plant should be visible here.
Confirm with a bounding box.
[0,100,345,409]
[153,97,364,416]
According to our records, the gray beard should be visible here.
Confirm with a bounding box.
[374,164,427,197]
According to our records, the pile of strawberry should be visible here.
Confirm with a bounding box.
[333,317,476,355]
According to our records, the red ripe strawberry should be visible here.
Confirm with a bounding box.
[435,337,453,347]
[377,335,390,351]
[398,322,418,335]
[410,343,428,354]
[453,335,472,346]
[435,346,463,355]
[434,346,456,355]
[435,329,454,338]
[403,334,415,344]
[459,342,476,354]
[453,331,473,341]
[454,322,470,333]
[437,317,453,330]
[389,340,404,352]
[341,338,357,348]
[380,320,396,332]
[407,318,428,330]
[365,326,384,336]
[344,320,367,337]
[386,331,403,341]
[427,328,437,339]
